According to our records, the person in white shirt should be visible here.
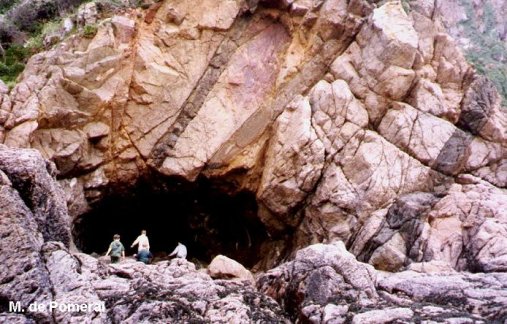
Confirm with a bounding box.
[131,230,150,252]
[169,242,187,259]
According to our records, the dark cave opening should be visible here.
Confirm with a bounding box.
[72,177,268,268]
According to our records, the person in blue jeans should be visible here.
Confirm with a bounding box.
[136,249,153,264]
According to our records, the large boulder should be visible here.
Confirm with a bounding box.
[208,254,255,284]
[0,145,70,244]
[354,177,507,273]
[258,242,507,323]
[0,145,72,322]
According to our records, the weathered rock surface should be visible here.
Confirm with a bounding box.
[1,141,507,323]
[353,178,507,273]
[0,0,505,271]
[2,245,289,323]
[0,145,72,323]
[0,144,288,322]
[77,256,287,323]
[0,144,70,245]
[258,242,507,323]
[0,0,506,322]
[208,254,256,284]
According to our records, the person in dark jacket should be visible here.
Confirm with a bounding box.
[105,234,125,263]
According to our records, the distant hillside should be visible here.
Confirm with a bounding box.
[435,0,507,106]
[0,0,137,86]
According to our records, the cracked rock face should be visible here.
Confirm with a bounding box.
[0,144,288,323]
[0,0,506,270]
[0,0,506,318]
[0,142,506,322]
[258,242,507,323]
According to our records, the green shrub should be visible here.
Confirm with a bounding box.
[4,44,28,65]
[41,19,61,35]
[0,0,19,13]
[9,1,58,33]
[83,23,97,38]
[0,61,24,83]
[6,0,85,33]
[25,34,44,53]
[0,44,28,84]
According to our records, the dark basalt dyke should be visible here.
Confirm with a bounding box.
[72,176,268,268]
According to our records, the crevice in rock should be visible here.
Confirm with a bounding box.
[72,175,269,268]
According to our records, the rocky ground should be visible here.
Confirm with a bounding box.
[0,0,506,323]
[0,144,287,323]
[258,242,507,323]
[1,143,506,323]
[0,0,504,268]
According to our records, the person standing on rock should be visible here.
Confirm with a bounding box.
[131,229,150,252]
[169,242,187,259]
[105,234,125,263]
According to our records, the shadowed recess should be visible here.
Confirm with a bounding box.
[72,177,267,268]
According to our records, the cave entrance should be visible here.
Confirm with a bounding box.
[72,177,267,268]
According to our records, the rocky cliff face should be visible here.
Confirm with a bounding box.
[258,241,507,322]
[0,0,506,322]
[0,144,288,323]
[436,0,507,47]
[0,147,505,322]
[432,0,507,104]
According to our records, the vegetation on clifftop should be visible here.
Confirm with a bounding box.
[459,0,507,106]
[0,0,139,87]
[0,0,86,86]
